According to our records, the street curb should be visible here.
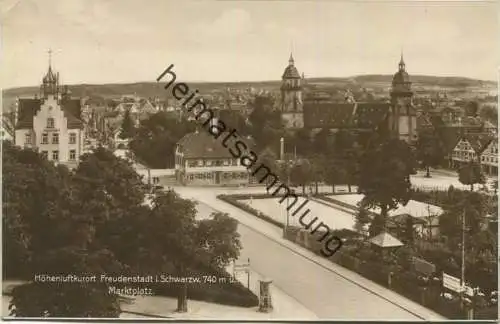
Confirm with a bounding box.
[210,197,446,321]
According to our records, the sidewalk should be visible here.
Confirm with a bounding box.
[182,190,445,320]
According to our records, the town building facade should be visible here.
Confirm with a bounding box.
[175,130,254,186]
[14,61,84,169]
[480,138,498,176]
[450,134,496,175]
[279,53,417,143]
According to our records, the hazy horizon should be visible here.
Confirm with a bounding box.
[2,0,498,89]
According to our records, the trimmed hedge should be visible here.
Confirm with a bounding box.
[153,275,258,307]
[217,194,284,228]
[118,267,259,308]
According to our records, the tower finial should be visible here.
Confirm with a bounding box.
[399,49,405,71]
[289,52,294,65]
[48,48,53,67]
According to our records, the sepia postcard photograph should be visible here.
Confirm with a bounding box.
[0,0,498,321]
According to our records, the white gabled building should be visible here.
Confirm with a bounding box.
[14,61,84,169]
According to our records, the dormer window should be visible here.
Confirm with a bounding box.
[47,117,55,129]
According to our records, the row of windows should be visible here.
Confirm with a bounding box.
[186,172,249,181]
[481,155,498,163]
[187,173,213,180]
[187,159,238,168]
[25,132,77,145]
[41,150,77,161]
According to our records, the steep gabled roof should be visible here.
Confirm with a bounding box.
[303,102,390,129]
[16,98,42,129]
[464,133,495,155]
[15,97,83,130]
[61,98,83,129]
[177,131,255,159]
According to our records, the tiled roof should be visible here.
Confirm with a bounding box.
[369,231,403,248]
[61,98,83,129]
[464,133,495,155]
[16,97,83,130]
[16,98,42,129]
[177,131,255,159]
[354,103,391,128]
[303,102,390,129]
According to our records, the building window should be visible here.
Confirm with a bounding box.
[41,133,48,144]
[52,150,59,161]
[223,159,229,166]
[41,151,48,159]
[69,149,76,161]
[24,133,31,144]
[153,177,159,184]
[47,118,55,129]
[206,160,212,167]
[232,159,238,166]
[69,133,76,144]
[198,160,204,167]
[52,133,59,144]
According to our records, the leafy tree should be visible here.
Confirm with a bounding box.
[248,96,284,151]
[458,161,485,191]
[479,105,498,127]
[197,212,242,270]
[129,112,196,168]
[415,129,445,177]
[74,146,146,208]
[292,128,312,157]
[2,141,73,278]
[465,101,479,117]
[358,137,415,237]
[439,191,490,241]
[119,109,136,139]
[257,147,279,188]
[144,190,198,312]
[354,204,371,235]
[404,216,415,245]
[333,130,361,192]
[312,128,333,155]
[289,160,313,194]
[309,155,326,194]
[3,142,123,317]
[324,160,346,193]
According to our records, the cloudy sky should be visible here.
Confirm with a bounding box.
[1,0,498,88]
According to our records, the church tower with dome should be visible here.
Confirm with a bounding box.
[389,53,417,142]
[280,53,304,129]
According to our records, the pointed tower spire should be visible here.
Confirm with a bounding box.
[289,52,295,66]
[399,50,405,71]
[48,48,52,67]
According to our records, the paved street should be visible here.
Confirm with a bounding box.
[174,186,445,320]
